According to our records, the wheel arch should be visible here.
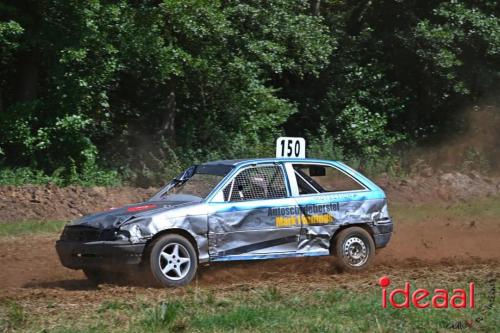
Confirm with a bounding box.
[144,228,199,261]
[330,223,374,255]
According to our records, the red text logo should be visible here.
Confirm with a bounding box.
[379,276,474,309]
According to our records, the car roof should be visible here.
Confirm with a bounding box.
[201,158,338,167]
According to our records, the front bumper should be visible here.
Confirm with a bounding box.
[55,240,145,270]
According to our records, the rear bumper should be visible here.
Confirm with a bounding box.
[374,232,392,248]
[55,240,145,270]
[371,221,393,248]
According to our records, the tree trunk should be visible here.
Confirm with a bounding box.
[311,0,321,16]
[15,51,39,102]
[160,91,176,145]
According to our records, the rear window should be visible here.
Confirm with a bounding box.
[293,164,365,193]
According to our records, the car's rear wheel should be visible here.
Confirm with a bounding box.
[333,227,375,272]
[148,234,198,287]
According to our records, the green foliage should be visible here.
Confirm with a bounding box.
[0,168,60,186]
[307,126,345,161]
[307,126,404,177]
[335,103,402,158]
[0,20,23,64]
[97,300,132,313]
[141,301,182,332]
[0,166,120,187]
[260,285,282,302]
[0,300,26,331]
[414,2,500,96]
[0,220,66,237]
[0,0,499,185]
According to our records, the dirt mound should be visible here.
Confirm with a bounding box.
[377,171,500,203]
[0,172,499,222]
[0,185,157,222]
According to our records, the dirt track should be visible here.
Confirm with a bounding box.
[1,172,499,298]
[0,180,499,308]
[0,214,498,294]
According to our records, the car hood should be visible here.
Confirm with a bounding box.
[68,199,197,229]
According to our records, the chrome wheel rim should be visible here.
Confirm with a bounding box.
[343,236,368,267]
[159,243,191,281]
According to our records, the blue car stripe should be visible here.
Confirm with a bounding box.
[211,251,330,262]
[209,194,384,213]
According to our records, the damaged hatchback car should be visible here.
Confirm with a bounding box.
[56,158,393,287]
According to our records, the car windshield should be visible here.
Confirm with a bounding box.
[167,173,224,198]
[151,164,232,201]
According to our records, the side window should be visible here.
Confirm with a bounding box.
[223,165,288,201]
[293,164,365,193]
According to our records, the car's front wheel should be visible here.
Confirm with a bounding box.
[148,234,198,287]
[333,226,375,272]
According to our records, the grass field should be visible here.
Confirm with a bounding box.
[1,274,498,333]
[390,196,500,221]
[0,220,66,238]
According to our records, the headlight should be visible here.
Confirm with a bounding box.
[114,229,130,241]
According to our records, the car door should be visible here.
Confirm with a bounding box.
[285,162,371,255]
[207,163,301,261]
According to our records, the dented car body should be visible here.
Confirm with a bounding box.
[56,158,393,286]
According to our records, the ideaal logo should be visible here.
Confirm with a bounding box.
[378,276,475,309]
[378,275,496,329]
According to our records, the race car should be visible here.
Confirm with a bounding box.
[56,158,393,287]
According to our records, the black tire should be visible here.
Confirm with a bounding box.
[148,234,198,287]
[333,227,375,272]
